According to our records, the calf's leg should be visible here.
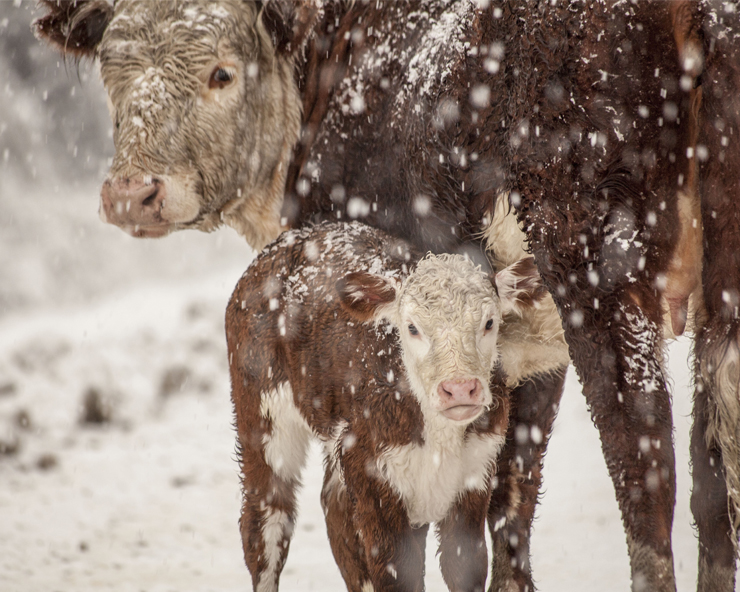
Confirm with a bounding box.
[438,488,491,592]
[341,443,428,592]
[321,458,371,591]
[233,382,311,591]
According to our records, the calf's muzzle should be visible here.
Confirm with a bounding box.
[437,378,485,422]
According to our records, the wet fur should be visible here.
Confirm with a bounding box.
[35,2,740,590]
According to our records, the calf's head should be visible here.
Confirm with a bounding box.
[35,0,311,247]
[338,256,544,423]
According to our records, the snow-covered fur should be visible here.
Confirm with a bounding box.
[38,0,301,246]
[36,1,740,590]
[225,222,544,592]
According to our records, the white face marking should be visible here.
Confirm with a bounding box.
[387,255,500,419]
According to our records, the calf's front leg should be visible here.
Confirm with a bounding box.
[341,444,428,592]
[438,487,491,592]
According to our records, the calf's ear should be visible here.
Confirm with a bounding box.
[494,257,548,316]
[34,0,113,58]
[336,272,397,322]
[257,0,320,55]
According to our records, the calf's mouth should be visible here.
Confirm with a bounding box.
[441,404,485,422]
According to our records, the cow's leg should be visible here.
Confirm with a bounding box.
[487,369,567,592]
[514,7,687,586]
[320,457,371,592]
[691,332,737,592]
[561,292,676,591]
[690,9,740,588]
[234,383,312,592]
[437,488,490,592]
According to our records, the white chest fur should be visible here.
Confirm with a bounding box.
[375,417,504,526]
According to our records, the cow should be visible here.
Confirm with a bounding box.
[35,2,740,591]
[225,220,546,592]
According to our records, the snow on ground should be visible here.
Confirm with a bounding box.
[0,178,700,592]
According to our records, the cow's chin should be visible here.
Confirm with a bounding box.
[440,404,485,422]
[119,223,177,239]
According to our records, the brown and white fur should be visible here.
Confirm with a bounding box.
[36,2,740,590]
[225,221,544,592]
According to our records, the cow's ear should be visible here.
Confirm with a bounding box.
[336,272,398,322]
[34,0,113,59]
[493,257,548,316]
[257,0,319,55]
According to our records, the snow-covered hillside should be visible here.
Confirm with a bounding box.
[0,2,700,591]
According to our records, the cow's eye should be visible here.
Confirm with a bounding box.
[485,319,494,332]
[209,66,235,89]
[408,324,419,336]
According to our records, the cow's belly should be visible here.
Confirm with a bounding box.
[485,192,704,365]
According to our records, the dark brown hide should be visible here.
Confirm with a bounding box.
[34,2,740,590]
[34,0,112,58]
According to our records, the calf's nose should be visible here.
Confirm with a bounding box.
[100,178,166,226]
[438,378,483,405]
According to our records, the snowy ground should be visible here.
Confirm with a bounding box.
[0,180,701,592]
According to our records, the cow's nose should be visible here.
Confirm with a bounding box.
[100,177,166,226]
[438,378,482,404]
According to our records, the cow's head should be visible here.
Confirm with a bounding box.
[337,256,545,424]
[35,0,313,248]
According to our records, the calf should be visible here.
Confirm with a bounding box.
[225,221,542,592]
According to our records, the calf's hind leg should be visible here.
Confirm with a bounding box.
[234,382,312,591]
[321,458,371,592]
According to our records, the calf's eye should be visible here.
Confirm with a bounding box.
[209,66,235,89]
[408,324,419,336]
[485,319,494,331]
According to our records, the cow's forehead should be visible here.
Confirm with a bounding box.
[102,0,254,61]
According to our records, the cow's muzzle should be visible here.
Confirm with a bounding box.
[100,177,174,238]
